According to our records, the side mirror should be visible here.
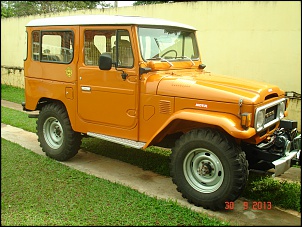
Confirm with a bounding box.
[98,52,128,81]
[98,54,112,70]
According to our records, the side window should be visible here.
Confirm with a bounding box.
[183,33,199,59]
[37,30,74,63]
[84,30,106,65]
[32,31,40,61]
[84,29,133,68]
[24,31,28,61]
[113,30,134,68]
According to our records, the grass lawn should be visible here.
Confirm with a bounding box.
[1,138,229,226]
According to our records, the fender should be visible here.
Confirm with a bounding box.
[24,77,77,130]
[143,109,256,149]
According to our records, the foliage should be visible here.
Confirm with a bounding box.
[242,172,301,212]
[1,1,200,18]
[133,1,197,6]
[133,1,171,5]
[1,1,112,18]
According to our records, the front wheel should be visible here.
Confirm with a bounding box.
[36,102,82,161]
[170,128,249,211]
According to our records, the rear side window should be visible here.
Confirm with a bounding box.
[31,30,74,64]
[32,31,40,61]
[24,31,28,61]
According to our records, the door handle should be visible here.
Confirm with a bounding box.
[81,86,91,91]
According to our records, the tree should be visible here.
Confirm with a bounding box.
[133,1,197,6]
[1,1,15,18]
[1,1,112,18]
[133,1,171,5]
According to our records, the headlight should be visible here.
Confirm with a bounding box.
[279,101,285,118]
[256,110,265,130]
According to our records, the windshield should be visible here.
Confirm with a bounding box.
[138,27,199,61]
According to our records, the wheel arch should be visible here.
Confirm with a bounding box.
[143,109,256,149]
[36,98,77,132]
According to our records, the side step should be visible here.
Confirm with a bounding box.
[87,132,146,149]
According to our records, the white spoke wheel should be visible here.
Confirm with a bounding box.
[170,128,249,211]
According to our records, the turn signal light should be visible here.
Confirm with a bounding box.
[241,113,252,129]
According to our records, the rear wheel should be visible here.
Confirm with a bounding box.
[36,102,82,161]
[170,128,249,211]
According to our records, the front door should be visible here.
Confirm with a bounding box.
[78,27,139,133]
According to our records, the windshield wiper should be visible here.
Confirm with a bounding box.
[146,57,174,67]
[175,56,195,66]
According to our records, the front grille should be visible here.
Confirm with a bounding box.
[255,98,287,132]
[264,106,277,124]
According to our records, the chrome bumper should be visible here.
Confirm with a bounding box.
[272,133,301,177]
[272,150,299,177]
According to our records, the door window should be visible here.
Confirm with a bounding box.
[84,29,133,68]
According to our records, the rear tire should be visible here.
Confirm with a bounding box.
[170,128,249,211]
[36,102,82,161]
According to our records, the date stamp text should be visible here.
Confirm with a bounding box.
[225,201,272,210]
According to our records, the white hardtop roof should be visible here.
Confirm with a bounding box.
[26,14,196,30]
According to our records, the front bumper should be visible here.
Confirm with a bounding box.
[243,123,301,176]
[273,133,301,176]
[273,149,300,177]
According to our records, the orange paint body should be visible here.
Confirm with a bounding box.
[23,15,288,148]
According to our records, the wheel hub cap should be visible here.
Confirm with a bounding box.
[199,161,214,176]
[184,148,224,193]
[43,117,64,149]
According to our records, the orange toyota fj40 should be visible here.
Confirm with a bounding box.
[22,15,300,211]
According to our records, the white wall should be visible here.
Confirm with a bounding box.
[1,1,300,129]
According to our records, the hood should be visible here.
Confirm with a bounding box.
[145,70,285,104]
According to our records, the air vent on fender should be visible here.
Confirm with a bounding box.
[159,100,171,114]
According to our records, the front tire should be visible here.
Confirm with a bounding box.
[170,128,248,211]
[36,102,82,161]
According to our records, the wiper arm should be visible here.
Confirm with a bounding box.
[146,57,174,67]
[161,58,173,67]
[176,56,195,66]
[146,57,161,60]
